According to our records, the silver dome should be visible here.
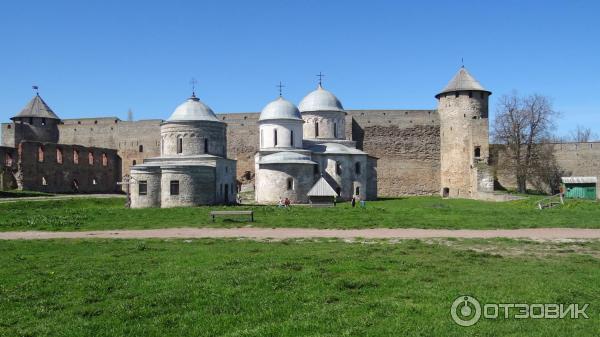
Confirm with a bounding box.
[298,85,344,113]
[167,94,220,122]
[259,151,316,165]
[259,97,302,121]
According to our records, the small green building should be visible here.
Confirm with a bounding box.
[561,177,597,200]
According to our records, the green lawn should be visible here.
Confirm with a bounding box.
[0,196,599,231]
[0,239,598,336]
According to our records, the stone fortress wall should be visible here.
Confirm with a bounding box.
[3,109,600,197]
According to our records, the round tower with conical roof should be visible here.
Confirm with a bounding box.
[11,94,61,145]
[436,67,491,198]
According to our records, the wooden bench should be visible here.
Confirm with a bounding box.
[210,210,254,222]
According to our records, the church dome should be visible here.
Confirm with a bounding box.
[167,94,220,122]
[299,85,344,113]
[259,97,302,121]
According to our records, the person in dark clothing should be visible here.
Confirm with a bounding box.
[351,196,356,208]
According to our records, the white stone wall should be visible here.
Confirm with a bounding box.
[161,121,226,157]
[302,111,346,139]
[312,153,368,201]
[214,158,237,203]
[130,166,161,208]
[258,120,303,149]
[160,166,216,208]
[255,162,316,204]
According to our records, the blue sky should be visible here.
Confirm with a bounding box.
[1,0,598,137]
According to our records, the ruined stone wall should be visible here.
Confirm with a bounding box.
[346,109,440,196]
[0,146,18,190]
[17,141,121,193]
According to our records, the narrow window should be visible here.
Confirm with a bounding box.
[42,177,47,186]
[355,162,361,175]
[38,145,45,162]
[170,180,179,195]
[139,181,147,195]
[315,122,319,137]
[335,161,342,175]
[102,153,108,166]
[474,146,481,158]
[455,92,459,98]
[274,129,278,146]
[92,178,97,185]
[139,145,143,153]
[290,130,294,147]
[29,117,33,124]
[468,91,473,98]
[355,186,360,195]
[132,160,137,166]
[56,148,63,164]
[73,149,79,164]
[260,130,263,147]
[333,123,337,138]
[5,153,13,167]
[287,178,294,190]
[313,164,319,175]
[204,138,209,153]
[88,151,94,165]
[41,118,46,126]
[177,137,183,154]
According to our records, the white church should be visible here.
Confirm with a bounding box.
[254,84,377,204]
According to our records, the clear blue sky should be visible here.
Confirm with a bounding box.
[1,0,598,137]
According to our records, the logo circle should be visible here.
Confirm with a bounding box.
[451,295,481,327]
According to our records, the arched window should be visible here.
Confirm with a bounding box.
[56,148,63,164]
[315,122,319,137]
[73,149,79,164]
[260,130,263,148]
[355,162,361,175]
[132,160,137,166]
[88,151,94,165]
[274,129,278,146]
[38,145,45,162]
[204,138,209,153]
[290,130,294,147]
[287,178,294,190]
[101,153,108,166]
[355,186,360,195]
[474,146,481,158]
[139,145,143,153]
[177,137,183,154]
[42,177,47,186]
[333,122,337,138]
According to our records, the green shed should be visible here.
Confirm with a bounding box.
[561,177,597,200]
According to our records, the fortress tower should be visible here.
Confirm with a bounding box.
[11,94,60,145]
[436,67,492,198]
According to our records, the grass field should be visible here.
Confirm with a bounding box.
[0,238,598,336]
[0,196,599,231]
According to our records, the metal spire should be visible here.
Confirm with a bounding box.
[316,72,325,86]
[276,81,285,97]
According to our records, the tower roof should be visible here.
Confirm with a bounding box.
[167,94,220,122]
[436,67,491,98]
[12,94,60,120]
[299,84,344,113]
[259,97,303,121]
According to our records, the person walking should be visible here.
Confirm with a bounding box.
[351,196,356,208]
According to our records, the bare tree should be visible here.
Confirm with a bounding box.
[492,92,560,193]
[569,125,597,142]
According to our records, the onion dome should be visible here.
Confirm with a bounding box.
[167,93,219,122]
[12,94,60,120]
[258,97,302,121]
[436,67,491,98]
[298,85,344,113]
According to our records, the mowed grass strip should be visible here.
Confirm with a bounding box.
[1,196,599,231]
[0,239,598,336]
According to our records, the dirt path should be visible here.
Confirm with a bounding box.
[1,227,600,240]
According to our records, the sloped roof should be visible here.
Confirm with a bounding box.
[12,94,60,120]
[436,67,490,98]
[307,177,338,197]
[309,142,366,155]
[259,151,317,165]
[561,176,597,184]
